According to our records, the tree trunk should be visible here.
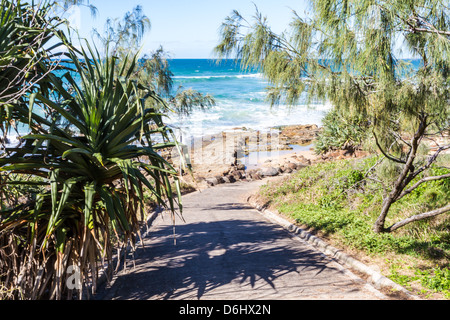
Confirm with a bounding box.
[372,114,427,233]
[373,195,395,233]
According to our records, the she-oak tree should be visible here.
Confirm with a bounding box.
[214,0,450,233]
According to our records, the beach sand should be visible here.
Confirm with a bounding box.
[166,124,368,191]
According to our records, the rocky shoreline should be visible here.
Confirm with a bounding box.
[165,124,369,191]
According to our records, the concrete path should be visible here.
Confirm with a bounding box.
[95,179,388,300]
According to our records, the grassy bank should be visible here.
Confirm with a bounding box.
[256,155,450,299]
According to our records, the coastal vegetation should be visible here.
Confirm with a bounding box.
[256,155,450,298]
[0,0,448,300]
[215,0,449,233]
[215,0,449,299]
[0,0,206,299]
[91,5,216,116]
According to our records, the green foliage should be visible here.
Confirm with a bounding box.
[94,7,215,117]
[315,106,370,154]
[138,48,216,116]
[93,4,150,55]
[260,157,450,255]
[215,0,450,129]
[418,267,450,298]
[258,157,450,296]
[0,0,63,137]
[387,262,420,288]
[409,166,450,209]
[0,174,46,209]
[215,0,450,233]
[0,2,185,299]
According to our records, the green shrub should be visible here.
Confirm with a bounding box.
[0,44,182,300]
[258,156,450,297]
[418,267,450,298]
[314,107,370,154]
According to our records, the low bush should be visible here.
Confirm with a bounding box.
[258,156,450,298]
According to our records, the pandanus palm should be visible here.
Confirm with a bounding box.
[0,0,62,140]
[0,42,184,299]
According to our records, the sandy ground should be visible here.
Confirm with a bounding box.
[166,124,367,191]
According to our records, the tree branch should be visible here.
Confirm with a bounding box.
[386,204,450,232]
[397,172,450,200]
[407,143,450,182]
[373,130,406,164]
[393,131,412,148]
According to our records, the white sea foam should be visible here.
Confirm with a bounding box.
[2,60,331,150]
[236,73,263,79]
[165,101,331,139]
[173,73,262,80]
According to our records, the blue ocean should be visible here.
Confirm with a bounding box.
[6,59,330,146]
[165,59,330,138]
[6,58,424,146]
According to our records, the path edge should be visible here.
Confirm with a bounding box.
[247,196,421,300]
[92,206,162,299]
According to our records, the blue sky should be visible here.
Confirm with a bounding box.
[73,0,310,59]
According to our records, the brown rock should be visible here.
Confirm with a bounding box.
[206,177,219,186]
[250,172,262,180]
[214,175,224,184]
[286,162,297,170]
[231,170,242,180]
[225,175,236,183]
[284,167,293,173]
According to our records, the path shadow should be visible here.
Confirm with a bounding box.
[96,217,344,300]
[203,203,254,211]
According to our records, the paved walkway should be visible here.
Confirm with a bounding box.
[95,179,388,300]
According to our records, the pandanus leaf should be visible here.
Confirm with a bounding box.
[84,182,96,229]
[0,31,185,299]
